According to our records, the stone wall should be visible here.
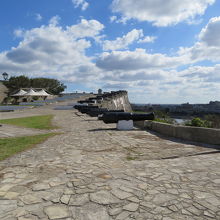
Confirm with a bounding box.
[100,91,132,112]
[134,120,220,145]
[0,81,8,103]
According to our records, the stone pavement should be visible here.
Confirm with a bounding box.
[0,107,220,220]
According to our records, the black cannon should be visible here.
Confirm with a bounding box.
[74,104,88,109]
[75,105,99,113]
[78,100,96,104]
[87,108,108,117]
[77,100,88,104]
[86,100,97,104]
[87,108,124,117]
[98,112,155,124]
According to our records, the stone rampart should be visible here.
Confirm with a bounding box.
[134,120,220,145]
[100,91,132,112]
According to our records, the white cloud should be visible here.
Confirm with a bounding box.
[96,49,184,71]
[98,15,220,103]
[101,64,220,104]
[181,64,220,82]
[14,29,24,38]
[0,17,104,83]
[35,13,43,21]
[2,14,220,103]
[110,16,117,23]
[179,16,220,62]
[103,82,132,89]
[138,36,156,43]
[67,19,104,40]
[102,29,143,51]
[72,0,89,11]
[199,16,220,47]
[49,15,61,26]
[98,16,220,103]
[111,0,215,26]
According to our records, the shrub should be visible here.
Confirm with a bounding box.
[154,118,173,124]
[154,110,174,124]
[205,114,220,128]
[185,117,211,128]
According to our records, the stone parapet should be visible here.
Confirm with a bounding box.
[134,120,220,145]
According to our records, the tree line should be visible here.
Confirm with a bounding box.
[3,75,66,95]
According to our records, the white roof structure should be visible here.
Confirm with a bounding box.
[37,89,51,96]
[11,89,27,96]
[11,88,51,97]
[25,89,40,96]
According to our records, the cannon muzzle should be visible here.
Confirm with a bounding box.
[98,112,155,124]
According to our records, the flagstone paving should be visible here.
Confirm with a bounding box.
[0,106,220,219]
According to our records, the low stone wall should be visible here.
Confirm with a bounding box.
[134,121,220,145]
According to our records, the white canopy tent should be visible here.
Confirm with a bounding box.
[24,89,40,96]
[11,89,27,96]
[11,88,51,97]
[36,89,51,96]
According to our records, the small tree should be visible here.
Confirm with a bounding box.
[185,117,211,128]
[191,118,205,127]
[3,75,31,94]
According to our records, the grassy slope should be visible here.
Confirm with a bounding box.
[0,115,58,130]
[0,133,57,161]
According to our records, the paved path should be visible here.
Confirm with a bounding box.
[0,107,220,220]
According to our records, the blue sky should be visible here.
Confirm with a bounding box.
[0,0,220,104]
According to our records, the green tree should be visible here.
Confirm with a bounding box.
[191,118,205,127]
[154,110,174,124]
[30,77,66,95]
[205,114,220,128]
[3,75,66,95]
[3,75,31,94]
[185,117,211,128]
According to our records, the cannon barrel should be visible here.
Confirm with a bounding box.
[98,112,155,124]
[78,100,96,104]
[74,104,88,110]
[87,108,108,117]
[75,105,99,113]
[77,100,88,104]
[87,109,124,117]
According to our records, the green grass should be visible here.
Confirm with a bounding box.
[0,133,58,161]
[153,118,173,124]
[0,115,58,130]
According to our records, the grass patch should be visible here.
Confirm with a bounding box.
[0,115,58,130]
[0,133,58,161]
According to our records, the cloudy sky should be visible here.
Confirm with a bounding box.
[1,0,220,104]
